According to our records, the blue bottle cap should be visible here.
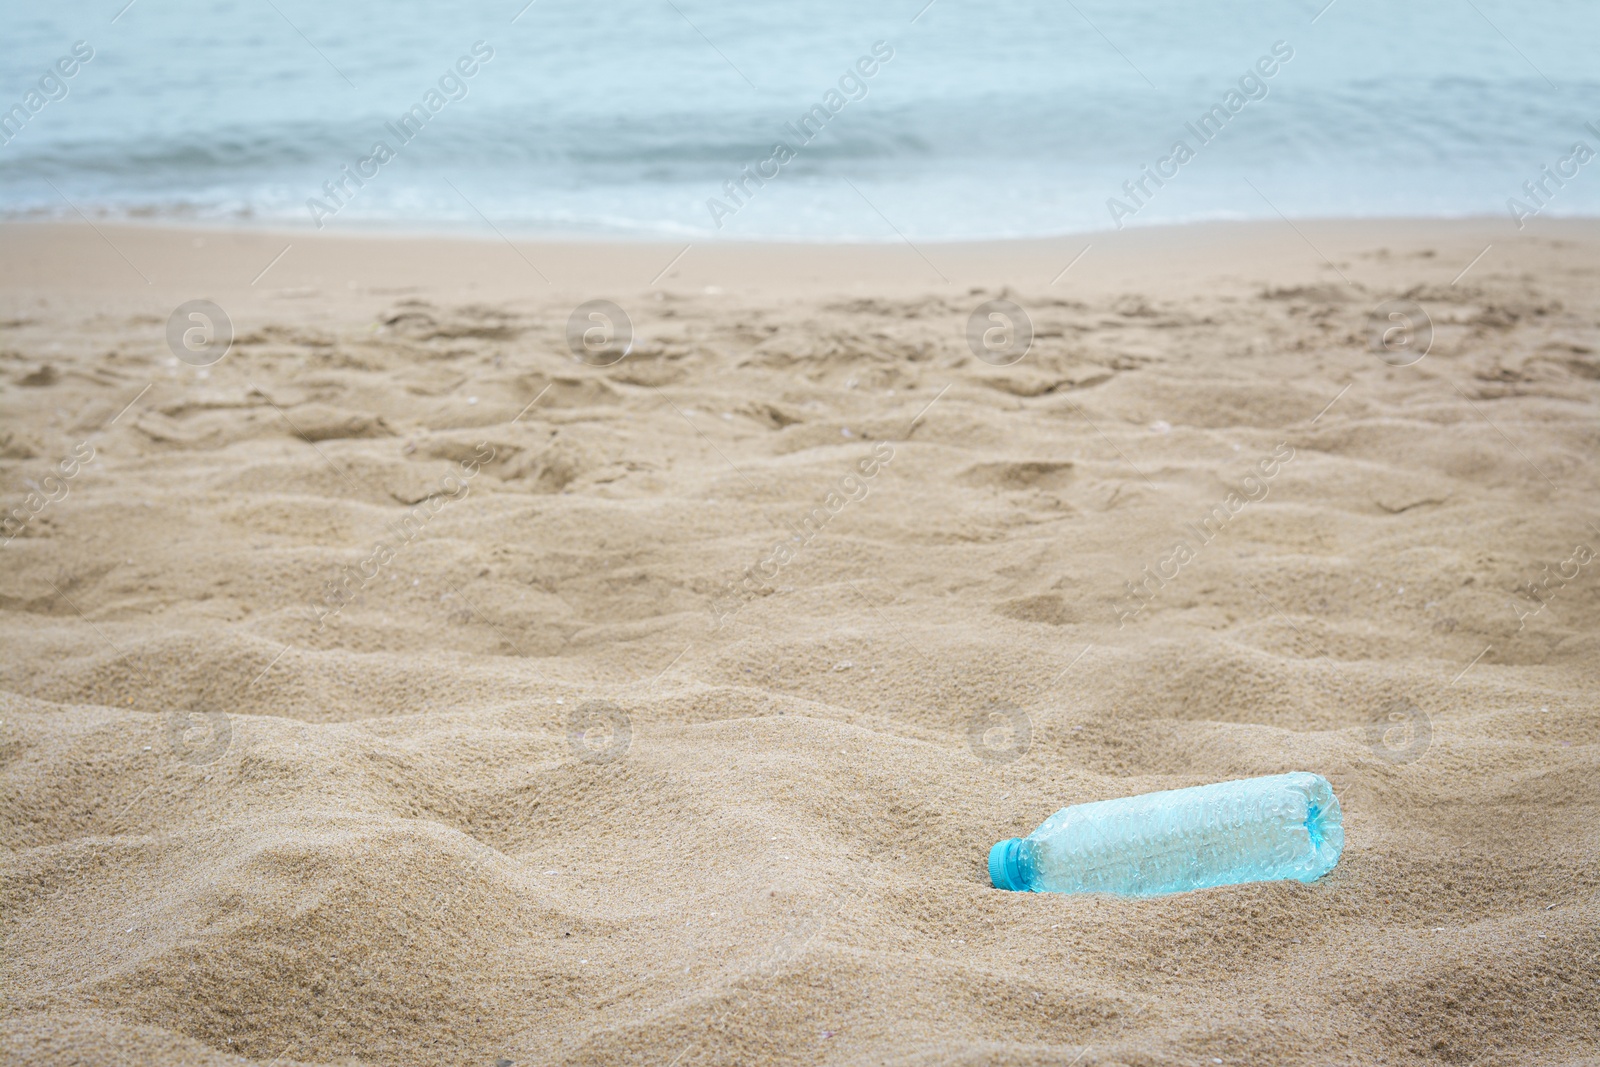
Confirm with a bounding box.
[988,838,1026,891]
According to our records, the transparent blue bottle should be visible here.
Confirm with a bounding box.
[988,772,1343,896]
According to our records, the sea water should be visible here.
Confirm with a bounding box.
[1,0,1596,238]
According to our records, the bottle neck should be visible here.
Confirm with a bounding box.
[988,837,1034,891]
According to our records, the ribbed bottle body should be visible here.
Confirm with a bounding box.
[1018,772,1342,896]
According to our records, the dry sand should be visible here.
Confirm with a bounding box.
[1,218,1596,1066]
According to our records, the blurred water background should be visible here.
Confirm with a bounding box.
[1,0,1596,238]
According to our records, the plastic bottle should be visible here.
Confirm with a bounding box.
[988,771,1343,896]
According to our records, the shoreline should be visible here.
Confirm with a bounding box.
[3,216,1594,307]
[5,211,1584,243]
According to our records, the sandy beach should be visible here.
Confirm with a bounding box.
[2,217,1596,1066]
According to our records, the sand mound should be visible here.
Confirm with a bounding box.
[2,221,1597,1065]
